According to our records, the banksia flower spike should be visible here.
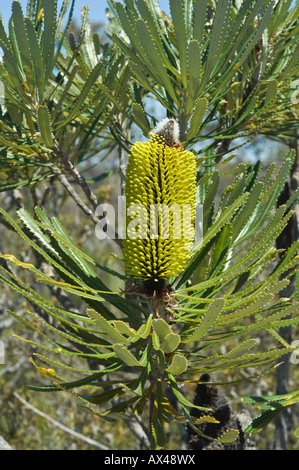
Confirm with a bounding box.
[123,119,197,295]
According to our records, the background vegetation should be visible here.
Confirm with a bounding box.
[0,0,299,450]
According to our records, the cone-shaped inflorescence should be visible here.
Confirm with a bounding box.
[123,120,197,294]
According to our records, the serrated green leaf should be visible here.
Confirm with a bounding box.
[165,354,187,375]
[17,207,57,254]
[38,105,54,148]
[168,374,211,411]
[0,172,53,192]
[152,330,161,350]
[193,0,209,44]
[210,223,232,276]
[25,369,115,393]
[180,193,249,288]
[132,102,150,135]
[113,343,143,367]
[11,1,32,75]
[51,65,78,121]
[223,339,258,359]
[231,181,264,245]
[169,0,188,88]
[136,0,177,73]
[202,170,220,227]
[0,207,132,320]
[113,320,139,339]
[38,214,98,276]
[32,352,114,374]
[245,408,282,435]
[217,429,239,444]
[56,0,75,43]
[187,39,202,109]
[7,308,108,361]
[1,36,28,101]
[242,391,299,407]
[81,386,126,406]
[150,379,166,449]
[0,10,10,48]
[130,364,151,395]
[188,97,208,140]
[128,59,168,107]
[152,318,173,339]
[138,342,151,367]
[239,1,274,69]
[265,79,277,106]
[203,0,231,84]
[137,314,153,338]
[7,8,24,73]
[43,0,57,81]
[194,415,219,425]
[160,333,181,353]
[112,34,173,112]
[86,310,127,344]
[257,152,295,229]
[24,17,45,102]
[135,18,177,102]
[56,61,104,130]
[200,347,296,373]
[114,1,139,45]
[151,417,165,450]
[183,299,225,344]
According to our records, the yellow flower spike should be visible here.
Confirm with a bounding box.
[123,119,197,294]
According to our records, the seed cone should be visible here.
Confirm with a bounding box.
[123,132,197,286]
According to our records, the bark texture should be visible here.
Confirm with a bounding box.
[187,375,256,450]
[0,436,13,450]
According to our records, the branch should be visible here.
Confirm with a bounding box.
[274,136,299,450]
[52,165,122,249]
[214,139,231,164]
[0,436,12,450]
[0,358,26,377]
[123,416,150,450]
[118,140,126,197]
[40,177,56,207]
[115,122,126,196]
[13,392,111,450]
[52,167,100,225]
[12,190,24,209]
[53,146,98,210]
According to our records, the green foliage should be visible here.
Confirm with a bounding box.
[0,0,130,191]
[107,0,299,145]
[0,148,298,448]
[242,391,299,436]
[0,0,299,450]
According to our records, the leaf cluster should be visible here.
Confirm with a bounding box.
[0,0,132,191]
[0,0,299,450]
[0,150,298,448]
[107,0,299,144]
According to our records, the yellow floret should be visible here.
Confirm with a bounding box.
[123,134,197,282]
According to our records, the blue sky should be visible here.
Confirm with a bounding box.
[0,1,170,27]
[1,1,296,28]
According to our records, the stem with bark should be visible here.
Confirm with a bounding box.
[274,137,299,449]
